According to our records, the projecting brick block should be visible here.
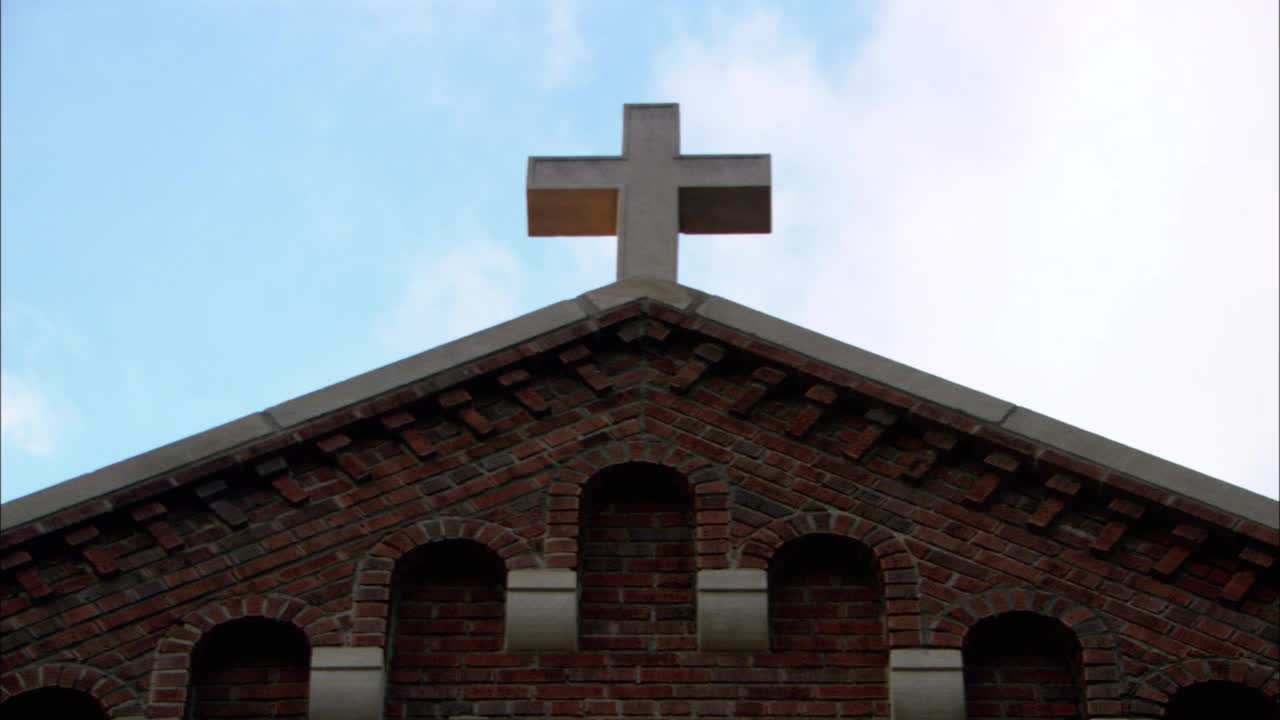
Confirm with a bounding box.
[379,411,415,430]
[513,387,550,414]
[82,547,118,576]
[209,499,249,528]
[574,364,612,392]
[272,476,309,505]
[804,384,838,405]
[1045,474,1081,497]
[984,452,1020,473]
[15,568,51,599]
[1090,521,1128,553]
[457,408,495,436]
[498,369,533,387]
[1154,545,1192,576]
[787,406,824,437]
[194,478,229,499]
[1,551,33,570]
[1221,571,1256,602]
[670,360,710,393]
[128,502,167,522]
[1239,546,1275,569]
[1028,497,1066,529]
[965,474,1002,505]
[557,345,591,365]
[692,343,725,362]
[1107,497,1146,519]
[399,429,436,457]
[63,525,100,547]
[146,521,184,551]
[254,457,289,477]
[751,366,787,385]
[316,434,351,454]
[437,388,472,409]
[922,430,958,451]
[864,407,898,427]
[1172,524,1209,545]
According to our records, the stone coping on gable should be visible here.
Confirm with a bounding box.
[2,276,1275,534]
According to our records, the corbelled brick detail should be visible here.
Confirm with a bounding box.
[1,300,1276,718]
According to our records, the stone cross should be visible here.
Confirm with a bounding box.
[527,103,771,283]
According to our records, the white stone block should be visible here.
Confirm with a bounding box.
[697,569,769,652]
[506,568,578,651]
[889,648,965,720]
[309,646,384,720]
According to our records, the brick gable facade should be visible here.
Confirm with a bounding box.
[1,296,1276,719]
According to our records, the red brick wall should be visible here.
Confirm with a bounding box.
[187,617,309,719]
[1,303,1277,718]
[963,612,1082,720]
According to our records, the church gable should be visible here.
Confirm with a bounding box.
[3,101,1276,719]
[2,291,1277,719]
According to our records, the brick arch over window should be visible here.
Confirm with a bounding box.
[926,586,1124,713]
[544,439,732,570]
[351,516,535,647]
[736,511,921,646]
[0,663,138,718]
[1133,657,1279,717]
[145,593,333,720]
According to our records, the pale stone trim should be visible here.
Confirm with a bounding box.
[308,647,383,720]
[889,648,965,720]
[697,568,769,652]
[505,569,578,652]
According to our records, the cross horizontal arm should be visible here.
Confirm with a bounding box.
[674,154,771,187]
[675,154,771,234]
[528,157,628,189]
[527,157,629,237]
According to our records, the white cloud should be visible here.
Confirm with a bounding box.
[1,369,63,456]
[657,2,1278,496]
[543,0,590,89]
[373,235,526,360]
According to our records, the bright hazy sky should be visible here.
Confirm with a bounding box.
[2,1,1277,504]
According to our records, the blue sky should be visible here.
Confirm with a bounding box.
[2,0,1277,503]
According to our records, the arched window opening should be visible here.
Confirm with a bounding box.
[385,539,506,720]
[1166,681,1275,720]
[579,462,695,652]
[769,533,883,652]
[769,534,888,710]
[187,617,310,720]
[0,687,108,720]
[963,612,1082,720]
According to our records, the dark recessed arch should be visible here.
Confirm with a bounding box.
[1166,681,1276,720]
[0,686,108,720]
[579,461,697,652]
[187,616,310,720]
[385,537,507,720]
[0,663,139,718]
[963,611,1083,720]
